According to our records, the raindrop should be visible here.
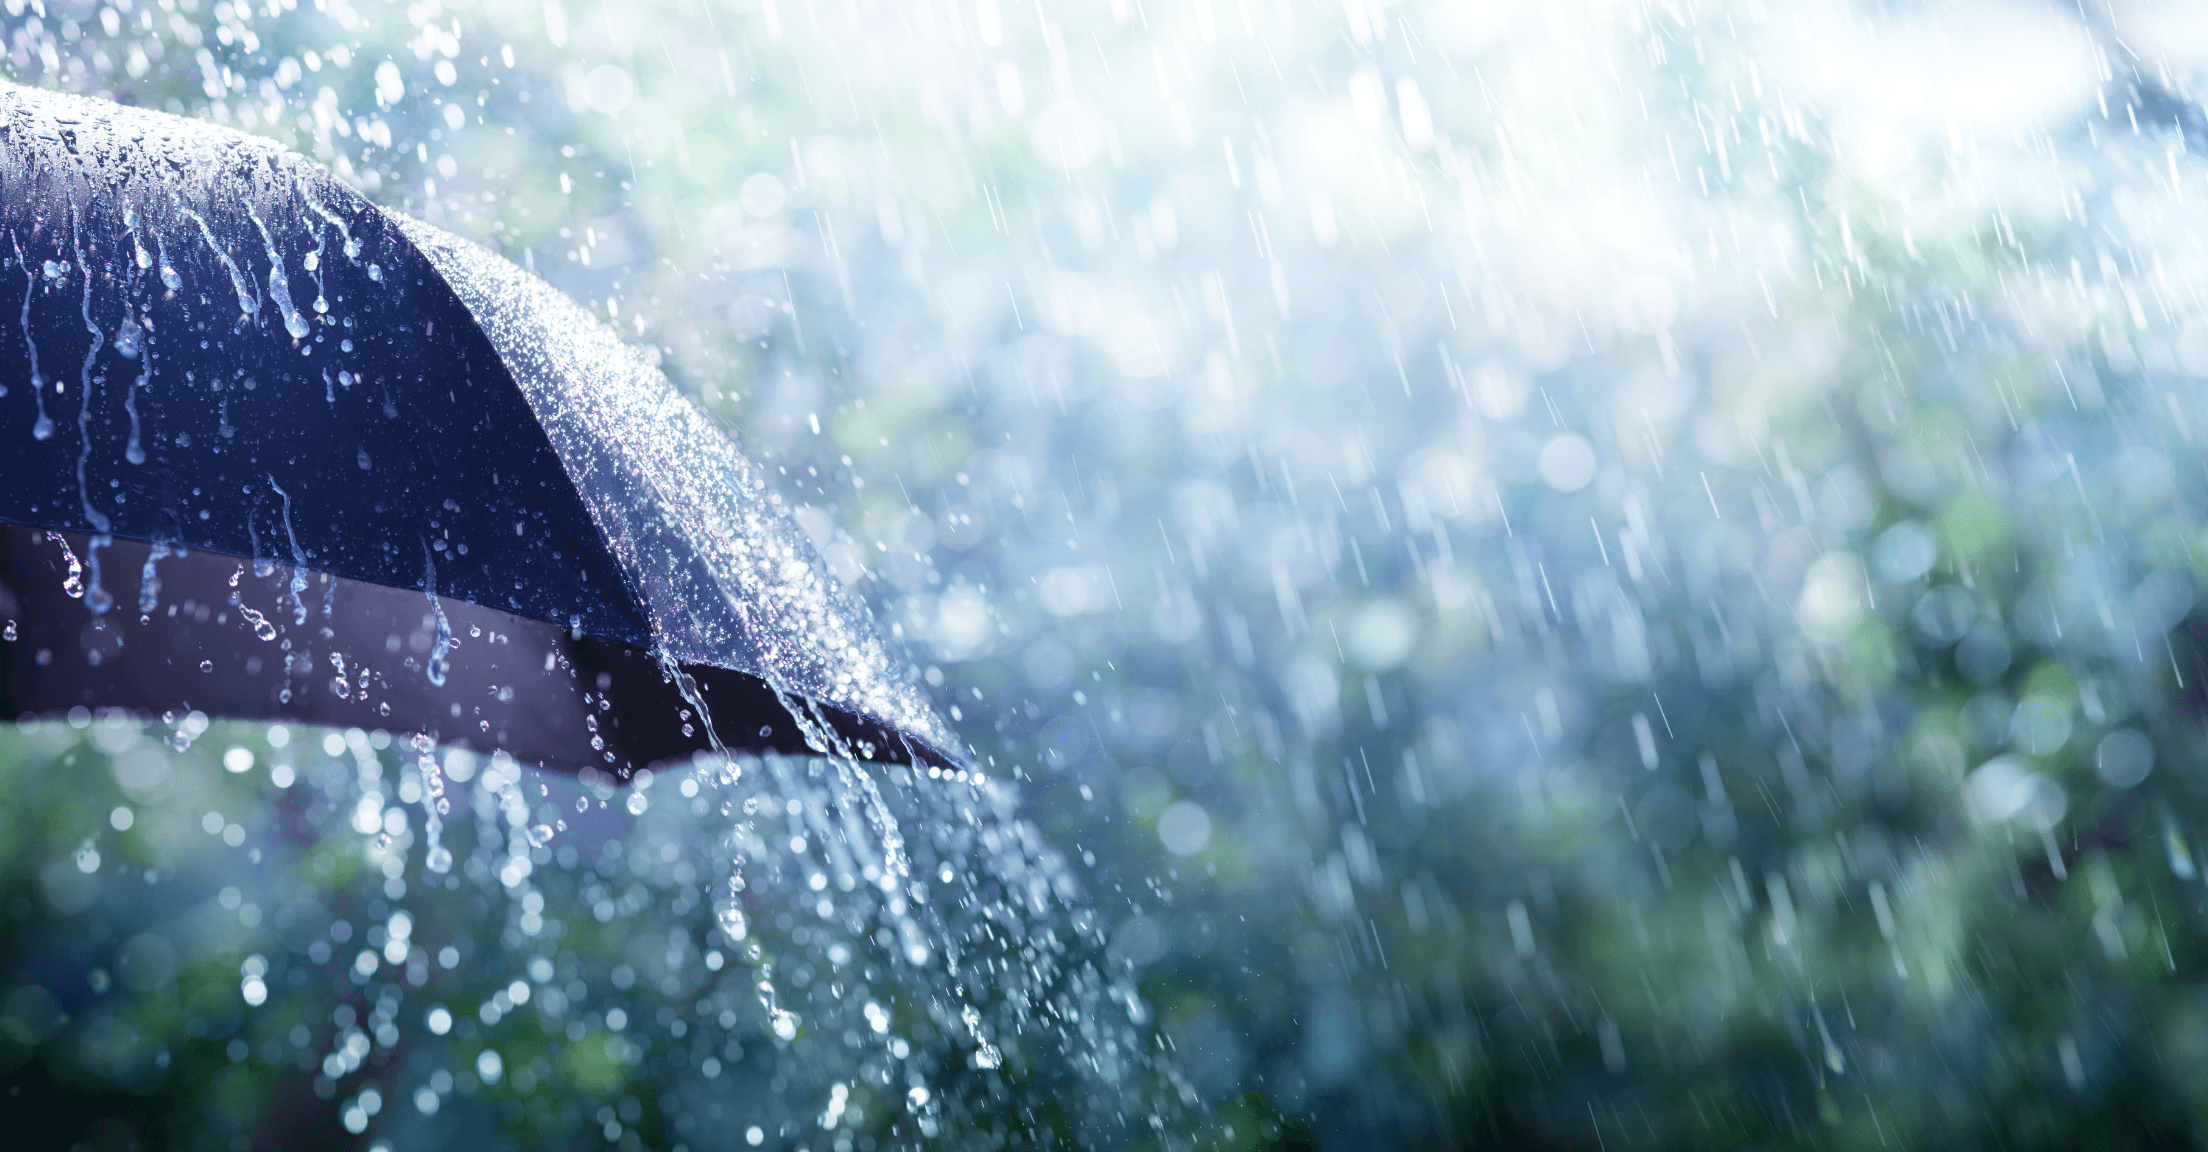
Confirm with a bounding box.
[174,198,259,317]
[961,1004,1002,1069]
[237,606,278,642]
[12,235,51,440]
[270,478,310,625]
[422,547,452,687]
[244,202,311,340]
[44,533,82,598]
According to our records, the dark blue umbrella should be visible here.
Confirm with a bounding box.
[0,82,963,776]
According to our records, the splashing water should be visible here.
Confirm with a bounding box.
[760,976,801,1042]
[269,476,310,625]
[961,1003,1003,1070]
[715,900,748,942]
[77,536,114,617]
[303,229,329,318]
[413,733,453,875]
[236,604,277,642]
[173,195,259,319]
[421,546,451,688]
[244,202,311,340]
[13,231,50,439]
[152,229,180,293]
[119,316,148,465]
[45,206,117,615]
[239,501,276,581]
[136,542,171,615]
[43,531,82,598]
[298,182,360,263]
[70,205,114,564]
[120,203,151,273]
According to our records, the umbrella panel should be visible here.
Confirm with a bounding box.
[0,526,948,776]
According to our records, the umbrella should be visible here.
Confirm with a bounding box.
[0,82,965,777]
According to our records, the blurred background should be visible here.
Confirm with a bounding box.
[9,0,2208,1147]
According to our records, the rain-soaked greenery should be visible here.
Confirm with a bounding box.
[11,0,2208,1148]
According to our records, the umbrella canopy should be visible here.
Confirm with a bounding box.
[0,82,964,776]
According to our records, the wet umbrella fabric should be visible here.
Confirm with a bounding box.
[0,82,962,775]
